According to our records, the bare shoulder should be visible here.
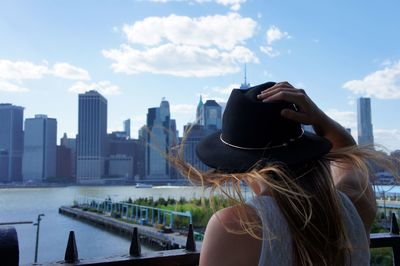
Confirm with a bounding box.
[331,162,377,235]
[199,205,262,266]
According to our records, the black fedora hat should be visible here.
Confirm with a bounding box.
[195,82,332,173]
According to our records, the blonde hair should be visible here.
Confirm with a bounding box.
[169,133,399,265]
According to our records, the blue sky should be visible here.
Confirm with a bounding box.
[1,0,400,150]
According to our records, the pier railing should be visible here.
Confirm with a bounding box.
[2,214,400,265]
[77,196,193,229]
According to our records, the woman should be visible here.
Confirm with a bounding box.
[173,81,388,265]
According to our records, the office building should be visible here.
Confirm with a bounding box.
[199,100,222,130]
[56,144,73,182]
[60,133,76,180]
[124,119,131,139]
[136,126,147,179]
[76,90,108,184]
[357,97,374,145]
[107,131,145,181]
[22,115,57,182]
[196,96,203,124]
[108,154,133,179]
[0,103,24,182]
[145,99,178,182]
[182,123,209,172]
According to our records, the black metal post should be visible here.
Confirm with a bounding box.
[185,224,196,252]
[390,214,400,266]
[0,226,19,266]
[130,227,141,257]
[33,214,45,263]
[64,231,79,263]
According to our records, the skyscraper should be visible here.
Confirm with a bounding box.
[357,97,374,146]
[199,100,222,130]
[145,99,178,182]
[76,90,108,184]
[0,103,24,182]
[196,96,203,124]
[60,133,77,180]
[182,123,209,173]
[22,115,57,182]
[124,119,131,139]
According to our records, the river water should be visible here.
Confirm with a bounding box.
[0,185,206,264]
[0,184,396,264]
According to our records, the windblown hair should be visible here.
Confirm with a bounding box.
[169,128,398,266]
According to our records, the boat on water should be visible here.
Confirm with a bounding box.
[135,183,153,188]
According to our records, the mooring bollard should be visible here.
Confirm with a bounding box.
[185,224,196,252]
[130,227,141,257]
[0,226,19,266]
[391,213,399,235]
[64,231,79,263]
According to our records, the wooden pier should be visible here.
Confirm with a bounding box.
[59,206,202,250]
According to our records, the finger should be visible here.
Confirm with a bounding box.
[297,88,306,95]
[261,91,307,107]
[261,82,295,94]
[281,109,311,124]
[276,81,294,88]
[257,87,297,100]
[259,86,299,99]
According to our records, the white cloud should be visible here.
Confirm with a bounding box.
[325,109,357,130]
[212,83,239,95]
[148,0,246,10]
[0,80,30,93]
[260,46,280,58]
[52,63,91,80]
[0,60,48,80]
[170,104,196,115]
[343,60,400,99]
[215,0,245,11]
[0,59,92,93]
[197,91,228,103]
[0,60,90,81]
[106,14,258,77]
[68,81,121,95]
[374,129,400,151]
[134,114,147,124]
[266,25,290,45]
[122,13,256,50]
[323,109,400,151]
[259,26,290,58]
[103,44,258,77]
[347,96,356,106]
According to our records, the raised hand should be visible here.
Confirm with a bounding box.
[257,81,356,149]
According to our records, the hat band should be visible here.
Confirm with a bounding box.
[219,128,305,150]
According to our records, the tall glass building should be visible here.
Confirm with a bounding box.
[123,119,131,139]
[22,115,57,181]
[182,123,209,173]
[76,90,108,184]
[199,100,222,130]
[0,103,24,182]
[145,99,178,182]
[357,97,374,146]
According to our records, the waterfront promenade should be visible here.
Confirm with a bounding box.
[59,206,203,250]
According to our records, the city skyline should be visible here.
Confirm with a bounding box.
[1,1,400,150]
[1,91,394,152]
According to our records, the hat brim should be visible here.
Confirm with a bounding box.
[196,130,332,173]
